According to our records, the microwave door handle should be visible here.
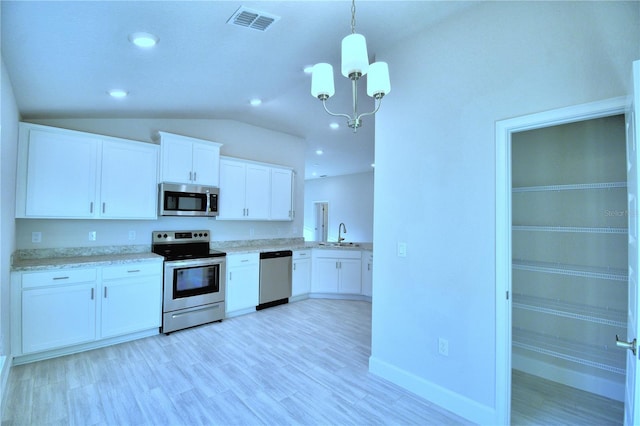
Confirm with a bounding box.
[206,191,211,213]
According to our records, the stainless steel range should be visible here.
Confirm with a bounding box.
[152,230,226,334]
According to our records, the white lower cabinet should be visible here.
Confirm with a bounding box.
[12,260,163,361]
[225,253,260,315]
[361,251,373,297]
[21,270,97,354]
[292,250,311,297]
[311,249,362,295]
[100,263,162,338]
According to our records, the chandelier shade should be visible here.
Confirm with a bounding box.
[341,34,369,77]
[311,63,335,99]
[366,62,391,98]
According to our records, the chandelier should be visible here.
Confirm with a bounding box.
[310,0,391,132]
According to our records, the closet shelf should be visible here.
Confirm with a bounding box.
[513,294,626,328]
[513,259,627,282]
[512,181,627,193]
[513,328,625,375]
[512,225,628,234]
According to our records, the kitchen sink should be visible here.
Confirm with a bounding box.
[318,242,360,247]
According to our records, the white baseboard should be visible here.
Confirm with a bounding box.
[513,352,624,401]
[369,356,496,425]
[0,355,11,421]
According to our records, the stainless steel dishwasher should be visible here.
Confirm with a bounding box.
[257,250,292,310]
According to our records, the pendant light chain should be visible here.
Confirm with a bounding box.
[350,0,356,34]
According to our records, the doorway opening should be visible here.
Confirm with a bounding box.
[510,115,626,423]
[495,97,628,425]
[314,202,329,242]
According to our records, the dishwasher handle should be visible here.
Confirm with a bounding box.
[260,250,293,260]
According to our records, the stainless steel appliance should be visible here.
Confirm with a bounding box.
[152,230,226,333]
[257,250,292,310]
[159,183,219,217]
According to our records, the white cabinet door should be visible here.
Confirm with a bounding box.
[160,135,194,184]
[101,270,162,339]
[192,141,220,187]
[312,257,340,293]
[338,259,362,294]
[245,164,270,219]
[23,128,100,218]
[226,254,260,313]
[270,168,293,220]
[22,283,96,353]
[361,252,373,297]
[292,256,312,297]
[100,140,158,219]
[218,159,247,219]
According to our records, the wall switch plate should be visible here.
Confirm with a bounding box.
[438,338,449,356]
[89,231,97,241]
[32,232,42,243]
[397,242,407,257]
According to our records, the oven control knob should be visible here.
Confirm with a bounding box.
[204,233,208,237]
[163,233,168,238]
[157,233,161,238]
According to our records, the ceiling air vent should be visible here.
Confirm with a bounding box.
[227,6,280,32]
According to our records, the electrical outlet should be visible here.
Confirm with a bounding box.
[397,242,407,257]
[89,231,97,241]
[128,230,136,240]
[32,232,42,243]
[438,338,449,356]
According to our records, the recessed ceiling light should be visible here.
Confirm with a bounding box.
[329,122,339,129]
[250,98,262,106]
[315,149,323,155]
[303,65,314,74]
[312,172,317,176]
[129,32,159,48]
[108,89,128,98]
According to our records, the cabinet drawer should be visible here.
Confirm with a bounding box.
[227,253,259,268]
[102,262,162,280]
[22,268,97,289]
[293,250,311,260]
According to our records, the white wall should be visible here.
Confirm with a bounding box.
[16,118,306,249]
[1,57,20,407]
[304,172,374,243]
[370,1,640,424]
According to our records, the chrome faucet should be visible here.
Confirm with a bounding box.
[338,222,347,243]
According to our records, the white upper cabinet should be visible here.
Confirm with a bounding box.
[270,167,294,220]
[218,156,294,221]
[100,140,158,219]
[19,128,100,218]
[158,131,222,186]
[16,123,159,219]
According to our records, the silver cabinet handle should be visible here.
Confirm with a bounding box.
[91,288,95,300]
[104,287,108,298]
[53,276,69,281]
[616,335,637,355]
[193,171,197,181]
[90,202,94,213]
[102,202,106,214]
[127,269,140,273]
[189,171,193,181]
[293,263,297,271]
[229,272,233,280]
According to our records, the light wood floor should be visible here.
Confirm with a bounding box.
[2,299,471,425]
[1,298,625,425]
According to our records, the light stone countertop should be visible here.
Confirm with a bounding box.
[12,252,164,272]
[11,240,373,272]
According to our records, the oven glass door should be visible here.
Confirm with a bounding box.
[173,263,220,299]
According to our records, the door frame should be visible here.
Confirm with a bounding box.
[495,96,628,424]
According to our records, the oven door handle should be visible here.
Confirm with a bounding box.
[165,258,223,268]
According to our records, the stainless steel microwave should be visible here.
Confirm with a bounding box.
[159,183,219,217]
